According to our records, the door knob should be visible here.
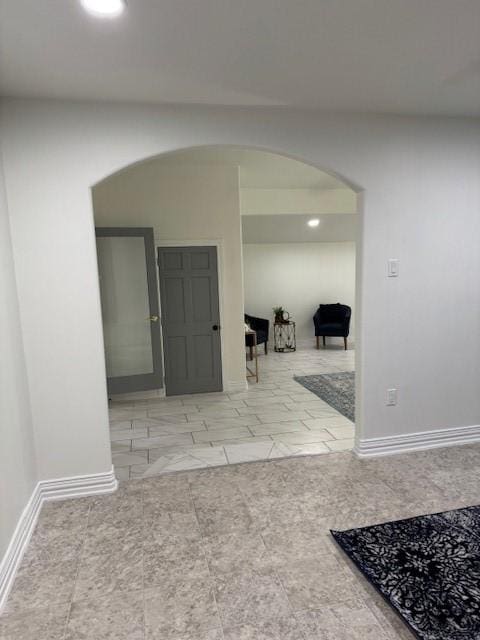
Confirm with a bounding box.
[212,324,219,331]
[149,315,159,322]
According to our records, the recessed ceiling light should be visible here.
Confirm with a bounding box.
[307,218,320,228]
[80,0,126,18]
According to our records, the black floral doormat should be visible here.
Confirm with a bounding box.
[294,371,354,421]
[332,505,480,640]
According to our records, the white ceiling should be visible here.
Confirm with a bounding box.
[1,1,480,116]
[163,147,345,189]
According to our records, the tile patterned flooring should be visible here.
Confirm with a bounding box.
[110,342,355,480]
[5,444,480,638]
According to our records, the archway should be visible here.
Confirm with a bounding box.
[91,145,363,479]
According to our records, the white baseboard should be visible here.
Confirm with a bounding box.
[0,466,117,612]
[355,423,480,458]
[110,388,165,401]
[0,484,42,614]
[225,380,248,393]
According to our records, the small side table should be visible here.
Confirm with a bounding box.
[274,321,296,352]
[245,329,258,382]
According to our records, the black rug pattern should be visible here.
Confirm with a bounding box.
[332,506,480,640]
[294,371,354,421]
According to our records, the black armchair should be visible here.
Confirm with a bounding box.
[313,303,351,350]
[245,313,269,358]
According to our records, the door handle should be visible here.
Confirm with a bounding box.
[149,315,159,322]
[212,324,219,331]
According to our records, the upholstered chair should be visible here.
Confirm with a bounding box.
[313,303,351,350]
[244,313,269,359]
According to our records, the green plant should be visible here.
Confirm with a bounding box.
[273,306,285,322]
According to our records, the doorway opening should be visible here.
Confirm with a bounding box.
[92,146,359,480]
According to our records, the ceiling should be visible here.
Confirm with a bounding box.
[163,147,345,189]
[242,214,357,244]
[1,1,480,116]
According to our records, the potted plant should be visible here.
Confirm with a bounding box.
[273,306,290,323]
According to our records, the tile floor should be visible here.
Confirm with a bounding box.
[110,341,355,480]
[5,444,480,638]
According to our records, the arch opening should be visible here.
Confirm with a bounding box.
[91,145,362,478]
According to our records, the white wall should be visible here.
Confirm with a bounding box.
[242,213,357,243]
[0,145,37,561]
[1,99,479,484]
[93,160,245,390]
[243,242,355,341]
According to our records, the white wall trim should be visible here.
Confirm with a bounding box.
[39,466,118,502]
[0,466,117,613]
[110,388,166,401]
[355,424,480,458]
[0,484,42,613]
[225,380,248,393]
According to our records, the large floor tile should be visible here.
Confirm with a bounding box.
[296,601,392,640]
[188,408,240,419]
[211,435,273,446]
[147,446,228,473]
[131,432,194,450]
[261,520,333,565]
[73,547,143,602]
[143,510,201,541]
[203,531,272,575]
[276,556,362,610]
[0,603,70,640]
[249,421,311,436]
[200,415,260,428]
[88,482,143,525]
[35,498,91,532]
[143,538,209,588]
[21,526,85,566]
[83,519,144,557]
[148,420,207,435]
[326,424,355,439]
[271,430,334,444]
[66,590,144,640]
[112,450,149,467]
[144,577,219,639]
[194,494,254,537]
[110,426,148,442]
[5,559,78,613]
[326,438,355,452]
[223,615,305,640]
[193,426,252,443]
[214,568,292,627]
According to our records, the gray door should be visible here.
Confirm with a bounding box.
[158,246,222,396]
[96,227,163,395]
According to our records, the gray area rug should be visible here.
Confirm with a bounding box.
[294,371,354,421]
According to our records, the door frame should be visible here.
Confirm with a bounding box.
[156,239,227,394]
[95,227,164,395]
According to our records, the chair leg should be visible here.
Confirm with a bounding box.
[249,345,253,361]
[344,337,348,350]
[322,336,326,347]
[316,336,319,350]
[264,342,268,355]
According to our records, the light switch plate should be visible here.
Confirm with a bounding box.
[388,258,399,277]
[387,388,397,406]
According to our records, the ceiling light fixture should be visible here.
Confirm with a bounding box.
[80,0,126,18]
[307,218,320,228]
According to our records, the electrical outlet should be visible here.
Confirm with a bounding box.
[387,388,397,406]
